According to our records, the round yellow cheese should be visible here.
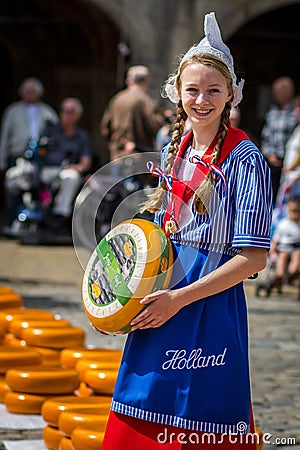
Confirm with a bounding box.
[42,395,111,427]
[58,407,108,437]
[4,391,53,414]
[82,218,173,333]
[9,318,71,338]
[21,327,85,349]
[58,437,73,450]
[75,359,120,382]
[0,293,23,310]
[60,347,122,368]
[0,345,42,374]
[5,366,80,394]
[0,308,55,330]
[83,369,117,395]
[43,425,64,450]
[71,425,105,450]
[0,375,10,402]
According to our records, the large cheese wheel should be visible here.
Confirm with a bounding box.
[75,359,120,382]
[5,366,80,394]
[0,345,42,374]
[0,293,23,310]
[83,369,117,395]
[4,391,53,414]
[58,407,108,437]
[9,318,71,338]
[59,437,73,450]
[0,375,10,402]
[0,308,55,330]
[82,218,173,333]
[21,327,85,349]
[43,425,64,450]
[42,396,111,427]
[60,347,122,368]
[71,425,105,450]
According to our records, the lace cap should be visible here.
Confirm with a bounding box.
[164,12,244,107]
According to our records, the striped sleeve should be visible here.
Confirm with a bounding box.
[232,148,273,250]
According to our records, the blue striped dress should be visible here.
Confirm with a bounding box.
[110,129,273,435]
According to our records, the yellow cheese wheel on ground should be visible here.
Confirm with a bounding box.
[0,345,42,374]
[58,407,108,437]
[0,293,23,310]
[9,318,71,338]
[82,218,173,333]
[75,359,120,381]
[60,347,122,368]
[58,437,73,450]
[71,425,105,450]
[83,369,117,395]
[21,327,85,349]
[0,375,11,402]
[0,308,55,330]
[4,391,54,414]
[42,395,111,427]
[43,425,64,450]
[5,366,80,394]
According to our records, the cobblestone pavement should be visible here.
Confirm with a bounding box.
[0,237,299,449]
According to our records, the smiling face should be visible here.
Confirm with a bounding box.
[178,59,232,134]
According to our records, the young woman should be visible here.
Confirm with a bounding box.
[102,12,272,449]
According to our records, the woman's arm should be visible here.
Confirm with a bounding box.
[130,246,267,331]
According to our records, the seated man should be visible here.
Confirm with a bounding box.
[41,97,92,228]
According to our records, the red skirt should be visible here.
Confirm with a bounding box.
[102,410,259,449]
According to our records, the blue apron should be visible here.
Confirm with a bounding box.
[111,242,251,434]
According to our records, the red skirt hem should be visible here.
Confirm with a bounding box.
[101,410,258,449]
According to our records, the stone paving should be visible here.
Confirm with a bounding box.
[0,237,299,449]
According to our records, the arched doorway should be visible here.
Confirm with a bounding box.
[228,3,300,141]
[0,0,121,164]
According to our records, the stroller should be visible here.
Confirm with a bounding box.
[255,171,300,299]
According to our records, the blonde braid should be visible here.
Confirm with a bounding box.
[139,101,187,213]
[194,100,232,214]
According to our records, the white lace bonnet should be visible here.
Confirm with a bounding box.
[164,12,244,107]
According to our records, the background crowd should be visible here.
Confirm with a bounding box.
[0,68,299,292]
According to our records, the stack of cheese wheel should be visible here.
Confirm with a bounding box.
[82,218,173,334]
[58,408,108,448]
[0,345,42,404]
[60,346,122,397]
[7,317,72,365]
[5,366,80,414]
[42,395,111,450]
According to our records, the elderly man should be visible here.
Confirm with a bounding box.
[40,97,92,228]
[101,65,164,161]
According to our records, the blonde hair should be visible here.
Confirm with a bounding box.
[141,53,233,214]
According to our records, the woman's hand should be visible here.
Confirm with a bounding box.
[130,289,181,331]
